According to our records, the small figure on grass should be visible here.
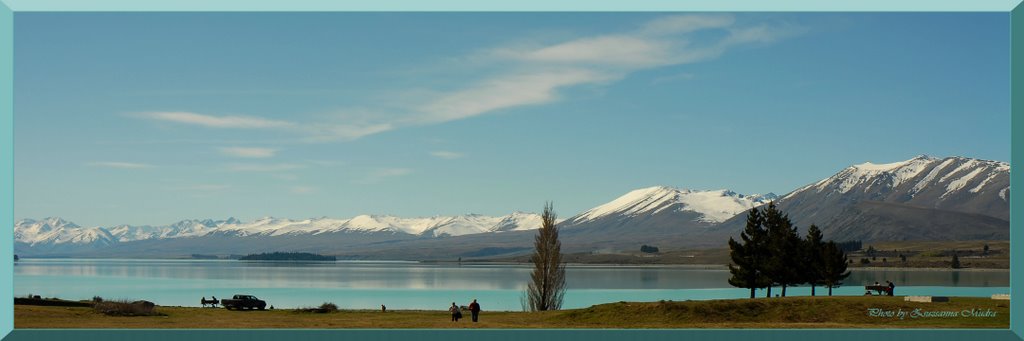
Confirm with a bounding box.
[449,302,462,322]
[468,299,481,323]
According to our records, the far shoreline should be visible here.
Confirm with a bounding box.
[14,257,1010,271]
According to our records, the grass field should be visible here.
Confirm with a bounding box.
[15,296,1009,329]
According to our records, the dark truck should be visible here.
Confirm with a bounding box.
[221,294,267,310]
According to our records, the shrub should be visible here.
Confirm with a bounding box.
[92,296,104,303]
[319,302,338,312]
[297,302,339,313]
[93,299,162,316]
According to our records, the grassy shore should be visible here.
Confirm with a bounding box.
[15,296,1008,329]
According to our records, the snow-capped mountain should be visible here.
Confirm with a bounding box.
[556,186,777,245]
[780,155,1009,221]
[107,218,240,242]
[491,211,546,232]
[715,155,1010,242]
[15,212,546,253]
[566,186,777,226]
[15,217,81,243]
[15,217,115,250]
[14,155,1009,258]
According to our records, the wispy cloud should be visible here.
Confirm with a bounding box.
[416,69,614,124]
[136,111,295,129]
[225,163,306,172]
[219,147,278,158]
[358,168,413,184]
[87,161,154,169]
[303,123,395,142]
[130,15,801,143]
[430,151,465,160]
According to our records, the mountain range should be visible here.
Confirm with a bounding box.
[15,155,1009,259]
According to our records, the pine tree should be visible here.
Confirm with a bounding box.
[802,224,825,296]
[951,252,961,269]
[728,207,771,298]
[821,241,851,296]
[762,202,802,297]
[526,202,566,311]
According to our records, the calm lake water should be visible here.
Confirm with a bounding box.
[13,259,1010,311]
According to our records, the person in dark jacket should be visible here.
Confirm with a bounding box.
[468,299,481,322]
[887,281,895,296]
[449,302,461,321]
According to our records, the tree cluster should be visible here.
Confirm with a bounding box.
[238,252,336,261]
[727,202,851,298]
[640,245,660,253]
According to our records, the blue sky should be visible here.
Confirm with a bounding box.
[14,13,1010,227]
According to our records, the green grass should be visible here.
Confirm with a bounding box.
[15,296,1008,329]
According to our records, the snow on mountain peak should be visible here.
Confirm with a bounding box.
[570,186,772,224]
[788,155,1008,203]
[817,156,937,194]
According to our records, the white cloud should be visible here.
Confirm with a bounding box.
[304,123,395,142]
[137,111,295,129]
[129,15,801,143]
[492,35,673,67]
[417,69,614,124]
[430,151,465,160]
[219,147,278,158]
[225,163,306,172]
[87,161,153,169]
[290,186,316,194]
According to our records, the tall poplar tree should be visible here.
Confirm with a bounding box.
[526,202,567,311]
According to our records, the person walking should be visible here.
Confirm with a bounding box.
[887,281,896,296]
[449,302,461,322]
[468,299,481,323]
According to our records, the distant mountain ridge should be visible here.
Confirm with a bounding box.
[15,155,1009,258]
[15,212,548,253]
[714,155,1009,242]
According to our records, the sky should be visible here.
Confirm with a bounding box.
[13,13,1010,227]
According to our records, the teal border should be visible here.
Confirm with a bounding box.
[0,0,1020,11]
[1011,0,1023,338]
[0,0,12,338]
[0,1,1022,341]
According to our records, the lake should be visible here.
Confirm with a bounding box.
[13,259,1010,311]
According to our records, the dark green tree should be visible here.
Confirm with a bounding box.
[951,252,961,269]
[983,244,990,256]
[762,202,802,297]
[802,224,825,296]
[728,207,771,298]
[821,241,851,296]
[526,202,566,311]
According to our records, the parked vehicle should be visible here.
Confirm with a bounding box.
[220,294,267,310]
